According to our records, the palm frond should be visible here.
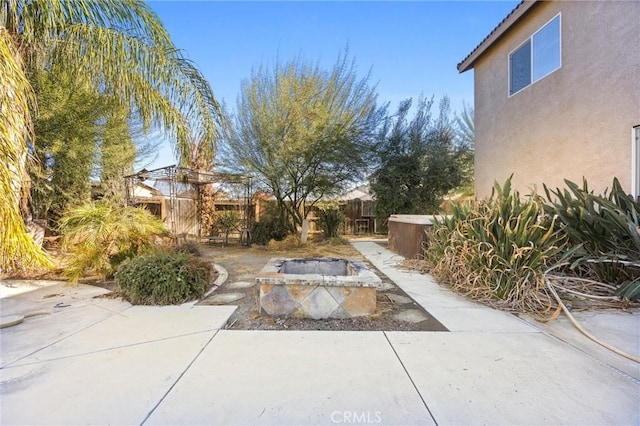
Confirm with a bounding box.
[0,28,53,270]
[53,23,221,162]
[1,0,223,270]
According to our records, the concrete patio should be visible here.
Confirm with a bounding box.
[1,242,638,425]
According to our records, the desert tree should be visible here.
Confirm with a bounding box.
[222,52,385,231]
[370,96,469,220]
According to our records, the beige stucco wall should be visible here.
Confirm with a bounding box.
[473,1,640,199]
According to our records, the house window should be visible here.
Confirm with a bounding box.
[509,14,561,96]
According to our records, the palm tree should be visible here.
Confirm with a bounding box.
[0,0,222,271]
[454,102,475,196]
[455,102,475,149]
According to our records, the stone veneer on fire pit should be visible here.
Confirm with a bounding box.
[256,258,382,319]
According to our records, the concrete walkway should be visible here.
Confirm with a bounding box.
[1,243,638,425]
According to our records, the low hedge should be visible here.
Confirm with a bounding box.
[115,251,211,305]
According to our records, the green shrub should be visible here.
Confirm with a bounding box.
[318,204,345,238]
[116,251,211,305]
[252,212,290,245]
[326,236,349,245]
[544,178,640,299]
[58,201,167,282]
[425,177,566,313]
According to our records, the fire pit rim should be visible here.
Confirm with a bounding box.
[256,257,382,288]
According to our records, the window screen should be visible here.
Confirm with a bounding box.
[510,40,531,95]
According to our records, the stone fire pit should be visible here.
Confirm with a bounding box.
[256,258,382,319]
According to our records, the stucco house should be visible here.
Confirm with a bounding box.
[458,0,640,198]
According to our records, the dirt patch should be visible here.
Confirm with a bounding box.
[197,240,447,331]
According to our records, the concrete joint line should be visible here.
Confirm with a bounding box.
[522,320,640,385]
[0,305,135,369]
[140,329,221,425]
[508,312,543,331]
[92,303,134,317]
[2,330,219,369]
[383,331,439,425]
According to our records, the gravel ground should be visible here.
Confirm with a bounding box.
[196,241,447,331]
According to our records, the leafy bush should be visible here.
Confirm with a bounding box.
[59,201,167,282]
[318,204,345,238]
[425,177,566,313]
[252,213,290,245]
[326,236,349,245]
[116,250,211,305]
[215,211,240,244]
[544,178,640,299]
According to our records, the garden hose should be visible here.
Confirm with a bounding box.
[544,263,640,364]
[0,311,51,329]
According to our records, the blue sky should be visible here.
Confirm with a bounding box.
[145,0,519,169]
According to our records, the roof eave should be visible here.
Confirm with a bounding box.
[457,0,539,73]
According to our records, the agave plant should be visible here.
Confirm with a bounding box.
[544,178,640,299]
[59,201,168,282]
[426,177,567,313]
